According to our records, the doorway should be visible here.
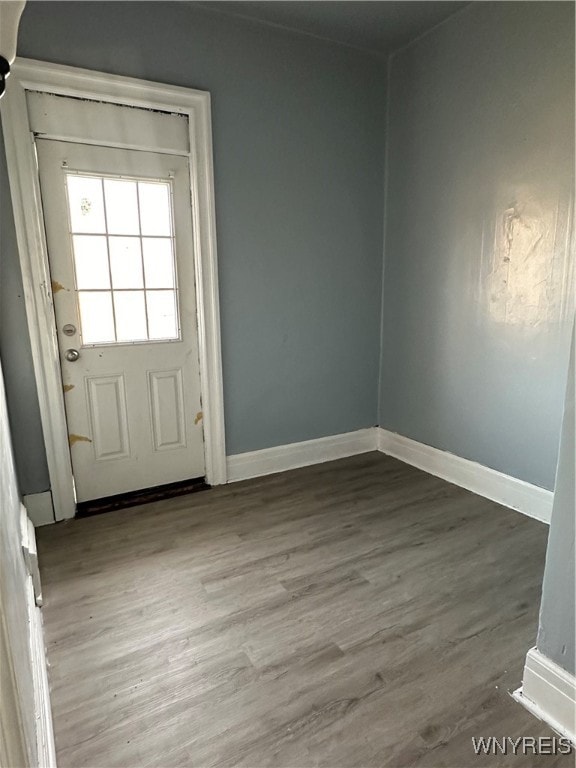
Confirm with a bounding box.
[37,139,205,503]
[1,59,226,520]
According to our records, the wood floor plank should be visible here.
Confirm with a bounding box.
[36,453,571,767]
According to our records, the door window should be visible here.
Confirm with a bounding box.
[65,174,179,345]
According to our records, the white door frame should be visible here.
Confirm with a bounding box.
[1,58,227,520]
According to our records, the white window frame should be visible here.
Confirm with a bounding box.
[1,58,227,520]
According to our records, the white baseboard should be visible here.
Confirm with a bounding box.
[513,648,576,745]
[377,428,553,524]
[23,492,55,527]
[227,428,377,483]
[29,427,550,525]
[227,427,553,523]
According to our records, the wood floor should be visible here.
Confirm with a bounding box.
[37,453,569,768]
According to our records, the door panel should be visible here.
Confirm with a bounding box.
[36,139,205,502]
[87,375,130,461]
[149,369,187,452]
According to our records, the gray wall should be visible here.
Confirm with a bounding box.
[537,324,574,674]
[0,2,386,493]
[379,1,575,490]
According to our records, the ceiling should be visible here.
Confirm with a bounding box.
[195,2,470,57]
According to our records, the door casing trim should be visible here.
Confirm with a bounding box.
[1,58,227,519]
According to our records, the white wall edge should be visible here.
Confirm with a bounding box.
[28,581,56,768]
[227,428,378,483]
[23,492,55,528]
[512,648,576,745]
[22,519,56,766]
[377,428,553,524]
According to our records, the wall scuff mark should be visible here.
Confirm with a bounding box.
[483,188,572,327]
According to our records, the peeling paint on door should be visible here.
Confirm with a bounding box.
[69,433,92,446]
[51,280,68,294]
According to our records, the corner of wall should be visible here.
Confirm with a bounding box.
[376,52,393,426]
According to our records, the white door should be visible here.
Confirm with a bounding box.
[36,139,205,503]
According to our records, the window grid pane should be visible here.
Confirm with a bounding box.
[72,235,110,290]
[104,179,140,235]
[65,173,179,345]
[114,291,148,342]
[146,290,179,340]
[78,291,115,344]
[109,237,145,289]
[66,176,106,234]
[142,238,175,288]
[138,182,173,236]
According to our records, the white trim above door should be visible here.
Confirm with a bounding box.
[1,58,227,520]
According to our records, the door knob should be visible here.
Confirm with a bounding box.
[65,348,80,362]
